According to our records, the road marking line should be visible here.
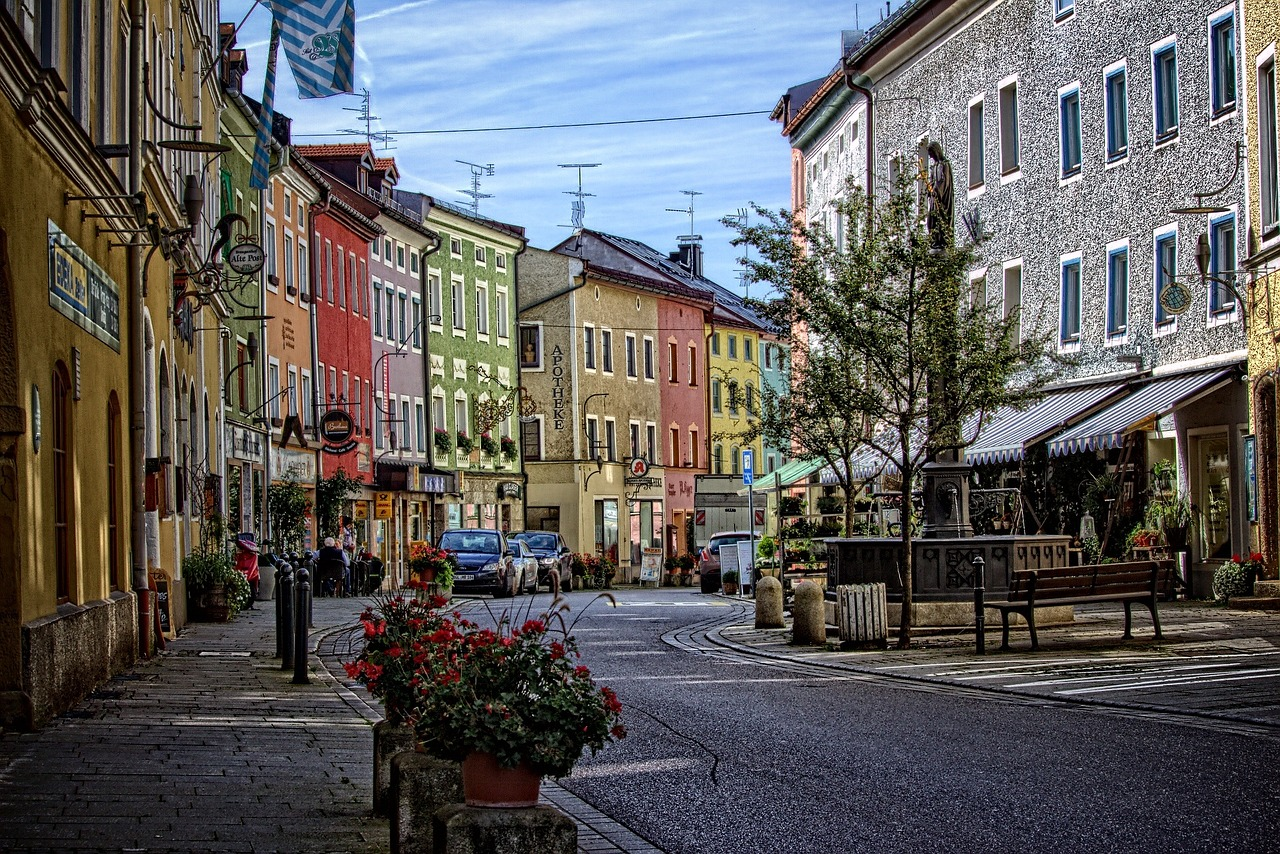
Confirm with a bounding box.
[1054,667,1280,695]
[1001,662,1243,687]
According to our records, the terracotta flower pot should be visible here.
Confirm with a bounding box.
[460,751,541,808]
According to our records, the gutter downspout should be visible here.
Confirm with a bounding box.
[128,0,151,658]
[307,186,332,549]
[843,72,875,231]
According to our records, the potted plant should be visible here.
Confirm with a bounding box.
[662,556,679,586]
[501,435,519,461]
[779,495,803,517]
[455,430,475,454]
[184,549,252,622]
[480,432,499,455]
[815,495,844,516]
[408,541,456,590]
[1212,557,1253,603]
[345,587,451,724]
[404,608,626,805]
[676,553,696,585]
[722,570,740,594]
[434,428,454,455]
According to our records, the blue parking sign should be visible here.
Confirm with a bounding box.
[742,449,754,485]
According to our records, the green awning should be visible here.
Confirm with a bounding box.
[739,457,826,495]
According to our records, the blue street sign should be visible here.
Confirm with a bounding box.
[742,449,754,485]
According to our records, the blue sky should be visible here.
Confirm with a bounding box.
[222,1,866,291]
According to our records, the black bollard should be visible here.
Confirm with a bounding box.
[293,567,311,685]
[279,565,294,670]
[973,554,986,656]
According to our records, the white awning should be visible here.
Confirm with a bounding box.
[1048,368,1236,456]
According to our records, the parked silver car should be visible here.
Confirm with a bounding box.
[509,531,573,590]
[511,539,540,595]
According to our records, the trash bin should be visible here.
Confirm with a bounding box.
[699,570,720,594]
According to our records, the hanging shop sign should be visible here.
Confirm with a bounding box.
[47,221,120,351]
[375,491,394,519]
[320,408,358,455]
[353,500,369,521]
[227,241,266,275]
[498,481,522,500]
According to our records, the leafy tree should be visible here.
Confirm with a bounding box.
[728,171,1057,647]
[315,468,362,541]
[267,466,311,552]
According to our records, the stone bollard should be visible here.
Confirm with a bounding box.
[391,752,463,854]
[433,803,577,854]
[754,576,785,628]
[791,581,826,646]
[373,720,418,817]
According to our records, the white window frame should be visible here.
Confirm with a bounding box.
[1153,222,1180,335]
[475,282,490,340]
[1058,252,1083,352]
[600,327,614,374]
[1105,238,1130,344]
[1258,46,1279,239]
[625,332,638,379]
[998,76,1021,183]
[519,323,544,371]
[1207,6,1237,122]
[1059,81,1083,184]
[1104,59,1129,167]
[967,92,985,197]
[1206,209,1240,326]
[642,335,655,381]
[451,275,466,336]
[1151,36,1180,147]
[495,285,509,341]
[428,270,444,329]
[583,323,596,372]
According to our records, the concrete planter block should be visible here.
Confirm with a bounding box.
[373,719,417,816]
[433,803,576,854]
[791,581,826,646]
[391,752,462,854]
[754,576,785,628]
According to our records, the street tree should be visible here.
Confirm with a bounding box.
[728,170,1057,647]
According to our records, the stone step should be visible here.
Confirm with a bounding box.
[1226,595,1280,611]
[1253,580,1280,598]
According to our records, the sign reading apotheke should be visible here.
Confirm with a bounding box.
[48,221,120,351]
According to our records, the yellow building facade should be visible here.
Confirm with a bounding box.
[1244,0,1280,572]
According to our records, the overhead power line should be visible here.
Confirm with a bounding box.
[294,110,770,138]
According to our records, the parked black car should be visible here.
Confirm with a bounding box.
[438,528,517,597]
[509,531,572,590]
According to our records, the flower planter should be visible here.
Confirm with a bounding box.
[461,751,541,808]
[188,585,231,622]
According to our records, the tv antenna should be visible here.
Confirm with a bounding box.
[456,160,495,214]
[558,163,601,229]
[340,88,396,150]
[666,190,703,245]
[726,208,752,298]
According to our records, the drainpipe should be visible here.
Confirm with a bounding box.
[128,0,151,657]
[307,186,332,548]
[843,71,875,230]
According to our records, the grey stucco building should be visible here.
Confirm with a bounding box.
[777,0,1251,593]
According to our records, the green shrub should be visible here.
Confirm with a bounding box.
[1212,561,1251,603]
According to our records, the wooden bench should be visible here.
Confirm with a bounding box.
[988,560,1173,650]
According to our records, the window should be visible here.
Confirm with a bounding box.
[605,418,617,462]
[1153,41,1179,141]
[372,237,380,259]
[713,444,723,474]
[416,402,427,452]
[520,417,543,461]
[450,236,462,257]
[712,380,722,414]
[269,361,281,418]
[729,381,740,416]
[350,255,358,310]
[451,277,465,330]
[300,372,312,427]
[643,337,654,379]
[398,291,408,342]
[324,240,333,302]
[999,79,1020,175]
[410,250,419,275]
[496,288,509,338]
[746,385,756,416]
[107,394,122,589]
[1106,245,1130,337]
[497,253,507,270]
[763,344,772,369]
[519,324,542,369]
[299,241,310,299]
[647,424,657,465]
[1155,230,1178,326]
[743,337,753,362]
[690,429,700,468]
[373,281,383,336]
[282,234,294,295]
[1060,86,1082,178]
[287,367,299,415]
[601,329,613,372]
[412,296,422,348]
[668,341,678,381]
[731,445,740,475]
[1060,256,1082,344]
[384,238,393,261]
[265,220,277,285]
[475,285,489,336]
[688,344,698,385]
[1260,58,1279,233]
[727,335,737,359]
[625,333,637,378]
[670,427,680,467]
[630,422,641,457]
[374,395,384,449]
[1055,0,1073,21]
[475,244,487,264]
[1105,66,1128,162]
[1003,261,1023,343]
[337,245,346,308]
[1210,13,1236,117]
[586,416,600,459]
[53,363,72,602]
[455,397,469,440]
[710,333,720,356]
[1208,215,1237,313]
[584,325,596,370]
[968,98,985,189]
[429,273,443,323]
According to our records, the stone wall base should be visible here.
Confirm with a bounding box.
[434,803,576,854]
[392,752,462,854]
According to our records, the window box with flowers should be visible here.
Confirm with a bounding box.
[434,428,453,455]
[455,430,474,454]
[501,435,518,462]
[480,432,499,455]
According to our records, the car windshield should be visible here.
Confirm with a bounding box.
[515,533,557,551]
[709,535,750,554]
[439,531,500,554]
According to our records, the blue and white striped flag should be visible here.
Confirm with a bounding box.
[268,0,356,99]
[249,19,281,190]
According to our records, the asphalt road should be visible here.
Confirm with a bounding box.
[548,588,1280,854]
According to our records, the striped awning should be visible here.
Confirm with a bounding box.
[965,383,1127,466]
[741,456,826,495]
[819,440,899,484]
[1048,368,1236,457]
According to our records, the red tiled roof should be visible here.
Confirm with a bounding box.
[373,157,396,170]
[295,143,372,158]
